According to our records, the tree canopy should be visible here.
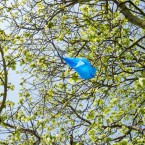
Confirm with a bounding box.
[0,0,145,144]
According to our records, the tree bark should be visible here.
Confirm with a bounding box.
[112,0,145,29]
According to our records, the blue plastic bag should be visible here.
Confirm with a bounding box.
[63,57,97,80]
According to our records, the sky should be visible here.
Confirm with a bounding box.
[0,67,22,140]
[8,68,21,103]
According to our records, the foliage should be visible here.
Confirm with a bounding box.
[0,0,145,144]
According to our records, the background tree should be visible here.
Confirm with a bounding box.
[0,0,145,144]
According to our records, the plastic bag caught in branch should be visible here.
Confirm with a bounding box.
[63,57,97,80]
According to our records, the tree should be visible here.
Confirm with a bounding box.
[0,0,145,144]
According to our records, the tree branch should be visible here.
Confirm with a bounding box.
[0,45,8,114]
[77,0,145,29]
[3,122,41,141]
[119,35,145,57]
[68,105,91,125]
[113,0,145,29]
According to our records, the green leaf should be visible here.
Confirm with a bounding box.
[139,77,145,87]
